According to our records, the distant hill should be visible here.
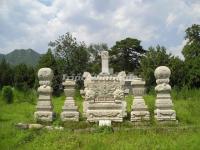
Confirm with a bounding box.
[0,49,41,66]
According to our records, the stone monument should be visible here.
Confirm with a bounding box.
[154,66,177,123]
[84,73,126,124]
[83,51,126,125]
[131,78,150,123]
[61,79,79,121]
[100,51,110,75]
[34,68,54,122]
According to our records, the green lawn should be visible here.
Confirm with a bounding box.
[0,89,200,150]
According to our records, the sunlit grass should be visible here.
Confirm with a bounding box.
[0,88,200,149]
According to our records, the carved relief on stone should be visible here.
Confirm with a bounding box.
[85,89,96,100]
[113,89,124,100]
[101,51,109,59]
[83,72,127,123]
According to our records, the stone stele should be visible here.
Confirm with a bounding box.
[100,51,110,75]
[131,78,150,123]
[61,79,79,122]
[154,66,177,123]
[34,68,54,122]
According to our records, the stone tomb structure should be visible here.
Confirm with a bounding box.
[34,68,54,122]
[154,66,177,123]
[83,51,126,124]
[61,79,79,121]
[83,72,126,123]
[131,78,150,123]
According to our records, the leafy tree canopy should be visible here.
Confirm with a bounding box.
[110,37,145,73]
[182,24,200,88]
[49,32,90,75]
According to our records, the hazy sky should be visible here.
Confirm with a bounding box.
[0,0,200,57]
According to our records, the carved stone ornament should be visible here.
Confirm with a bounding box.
[154,66,177,124]
[34,68,54,122]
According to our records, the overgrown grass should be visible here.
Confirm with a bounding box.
[0,88,200,149]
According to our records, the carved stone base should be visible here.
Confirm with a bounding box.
[61,111,79,122]
[87,110,123,122]
[61,97,79,122]
[130,96,150,122]
[154,109,177,124]
[131,111,150,122]
[34,111,54,122]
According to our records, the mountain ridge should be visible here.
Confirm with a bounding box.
[0,49,41,66]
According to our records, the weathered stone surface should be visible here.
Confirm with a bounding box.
[131,79,150,122]
[100,51,110,75]
[15,123,29,129]
[44,125,54,130]
[154,66,177,123]
[54,126,64,130]
[29,124,44,129]
[83,51,127,125]
[83,72,127,123]
[99,120,111,126]
[61,80,79,122]
[34,68,54,122]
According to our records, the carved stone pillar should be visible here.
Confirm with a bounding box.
[34,68,54,122]
[100,51,110,75]
[131,79,150,123]
[61,79,79,121]
[154,66,177,123]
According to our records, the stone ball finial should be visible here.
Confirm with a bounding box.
[154,66,171,80]
[38,68,53,85]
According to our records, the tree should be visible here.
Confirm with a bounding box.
[169,56,186,88]
[0,58,13,88]
[49,32,90,76]
[182,24,200,88]
[37,49,62,95]
[110,38,145,73]
[139,45,171,90]
[14,64,35,90]
[2,86,13,104]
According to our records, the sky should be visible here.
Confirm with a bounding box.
[0,0,200,57]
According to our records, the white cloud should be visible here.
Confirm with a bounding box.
[166,13,177,26]
[0,0,199,57]
[169,40,188,59]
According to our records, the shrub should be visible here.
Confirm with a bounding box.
[2,86,13,104]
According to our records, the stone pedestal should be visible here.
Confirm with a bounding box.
[61,80,79,122]
[154,66,177,123]
[131,79,150,122]
[34,68,54,122]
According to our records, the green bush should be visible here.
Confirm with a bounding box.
[2,86,13,104]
